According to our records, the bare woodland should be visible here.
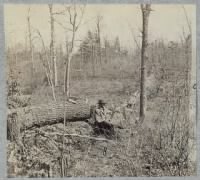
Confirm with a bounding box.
[6,3,196,177]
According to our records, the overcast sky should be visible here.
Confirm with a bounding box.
[4,4,195,51]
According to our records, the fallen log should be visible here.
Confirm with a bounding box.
[7,100,122,142]
[7,100,91,141]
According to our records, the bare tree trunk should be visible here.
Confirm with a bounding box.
[96,15,102,68]
[64,29,75,97]
[64,55,71,97]
[61,7,85,176]
[64,41,68,95]
[63,5,85,98]
[49,4,58,87]
[185,35,192,98]
[27,8,34,88]
[97,23,101,66]
[139,4,151,122]
[105,42,107,64]
[92,43,96,77]
[80,46,83,77]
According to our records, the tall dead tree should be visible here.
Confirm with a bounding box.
[96,15,103,68]
[182,6,192,158]
[27,7,34,87]
[139,4,151,122]
[91,40,96,77]
[182,5,192,97]
[49,4,58,87]
[53,5,85,176]
[63,5,85,97]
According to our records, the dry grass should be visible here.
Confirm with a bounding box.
[7,73,196,177]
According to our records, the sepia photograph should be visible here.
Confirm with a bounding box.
[5,2,196,177]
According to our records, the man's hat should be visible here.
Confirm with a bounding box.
[98,99,106,105]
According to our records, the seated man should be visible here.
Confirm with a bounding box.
[95,99,112,123]
[93,99,115,138]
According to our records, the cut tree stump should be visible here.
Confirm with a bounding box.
[7,100,91,141]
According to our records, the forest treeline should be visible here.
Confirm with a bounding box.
[7,31,191,93]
